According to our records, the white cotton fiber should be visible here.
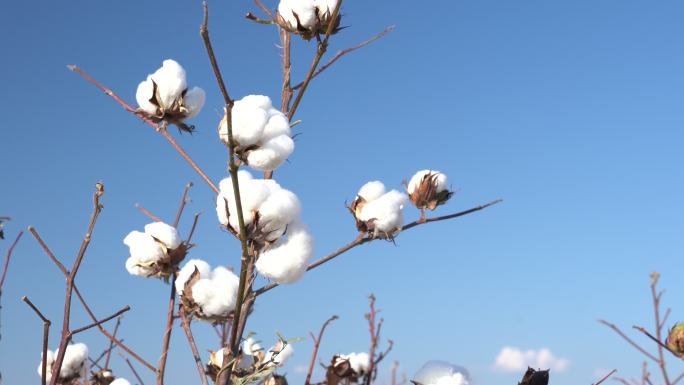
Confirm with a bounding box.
[262,109,291,140]
[256,187,301,241]
[110,379,132,385]
[241,95,273,110]
[245,135,295,172]
[216,171,271,231]
[313,0,338,15]
[263,341,294,367]
[38,343,89,381]
[359,190,406,235]
[338,352,370,375]
[357,181,386,202]
[407,170,448,195]
[175,259,212,294]
[123,231,165,276]
[243,337,263,356]
[183,87,206,118]
[150,59,187,109]
[190,266,240,318]
[135,77,158,115]
[230,98,269,147]
[255,223,313,284]
[278,0,316,29]
[144,222,181,250]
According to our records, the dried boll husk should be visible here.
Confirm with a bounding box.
[275,2,342,41]
[667,322,684,357]
[90,369,115,385]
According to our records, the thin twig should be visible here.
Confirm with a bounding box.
[650,272,672,385]
[71,306,130,335]
[186,213,201,244]
[255,199,503,296]
[104,317,122,369]
[599,320,658,362]
[200,2,233,106]
[661,308,672,331]
[22,296,51,385]
[633,326,684,362]
[254,0,273,19]
[364,295,381,385]
[136,204,164,223]
[305,315,338,385]
[292,26,395,90]
[593,369,618,385]
[157,274,177,385]
[672,372,684,385]
[68,65,219,194]
[119,351,147,385]
[173,182,193,228]
[180,309,210,385]
[0,231,23,291]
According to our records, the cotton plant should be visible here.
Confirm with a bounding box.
[136,59,206,132]
[350,181,407,239]
[175,259,240,321]
[123,221,187,279]
[406,170,454,211]
[218,95,295,171]
[277,0,342,39]
[412,361,470,385]
[37,343,89,384]
[216,171,313,284]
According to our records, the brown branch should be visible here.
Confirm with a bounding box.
[254,0,273,19]
[186,213,201,244]
[593,369,618,385]
[22,296,51,385]
[305,315,338,385]
[0,231,23,291]
[292,26,395,90]
[180,309,210,385]
[255,199,502,296]
[173,182,193,227]
[68,65,219,194]
[104,317,122,369]
[50,183,104,385]
[364,295,380,385]
[31,225,157,373]
[661,308,672,331]
[614,377,632,385]
[374,339,394,365]
[119,351,147,385]
[599,320,658,362]
[200,1,233,106]
[649,272,672,385]
[157,275,177,385]
[135,204,164,223]
[288,0,343,119]
[71,305,130,335]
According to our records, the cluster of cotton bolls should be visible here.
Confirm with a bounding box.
[175,259,240,320]
[350,181,407,239]
[412,361,470,385]
[37,343,88,383]
[219,95,294,171]
[136,60,205,130]
[406,170,453,211]
[277,0,341,38]
[216,171,313,284]
[124,222,185,279]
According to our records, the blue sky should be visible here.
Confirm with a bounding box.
[2,1,684,385]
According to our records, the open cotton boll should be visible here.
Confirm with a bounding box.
[124,231,165,276]
[243,337,263,356]
[256,187,301,240]
[255,224,313,284]
[338,352,370,375]
[183,87,206,118]
[175,259,212,294]
[36,350,55,381]
[191,267,240,318]
[136,77,158,115]
[262,109,291,140]
[278,0,316,29]
[229,97,269,147]
[39,343,89,381]
[111,379,132,385]
[216,172,271,230]
[144,222,181,250]
[313,0,338,15]
[359,190,406,234]
[357,181,386,202]
[150,59,187,109]
[242,94,273,110]
[407,170,448,194]
[245,135,295,172]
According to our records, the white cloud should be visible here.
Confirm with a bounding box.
[494,347,570,372]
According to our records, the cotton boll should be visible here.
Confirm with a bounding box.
[263,342,294,367]
[111,379,132,385]
[255,224,313,284]
[150,59,187,109]
[191,267,240,318]
[242,94,273,110]
[359,190,406,235]
[136,77,158,115]
[37,350,55,381]
[40,343,89,381]
[243,337,263,356]
[434,373,469,385]
[407,170,448,194]
[262,109,291,140]
[123,231,166,274]
[357,181,386,202]
[278,0,316,29]
[176,259,212,294]
[347,352,370,375]
[245,135,295,172]
[257,187,301,240]
[216,172,271,230]
[144,222,181,250]
[184,87,206,118]
[230,98,269,147]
